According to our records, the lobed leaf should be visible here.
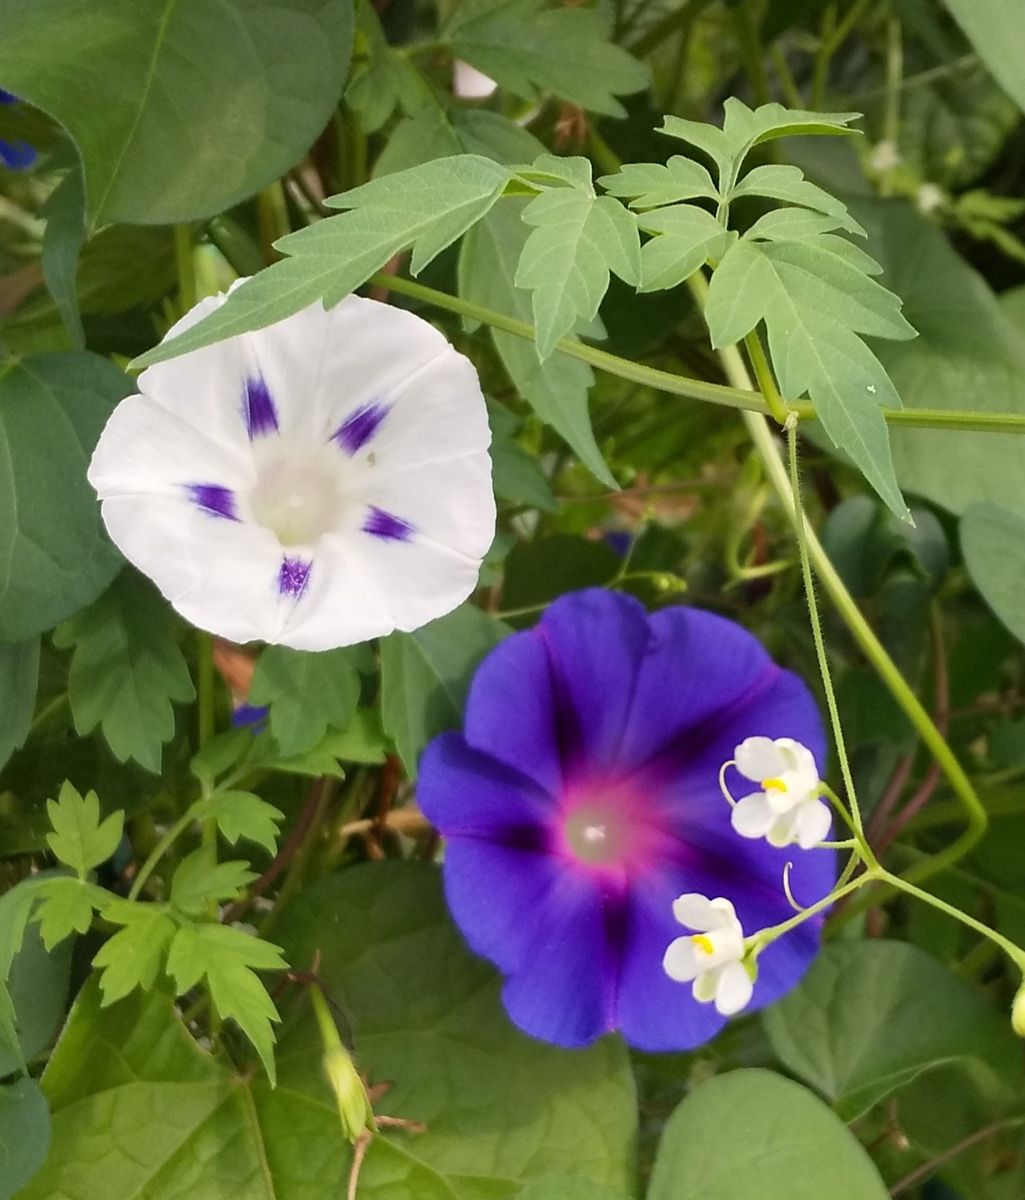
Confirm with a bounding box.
[169,849,257,917]
[165,923,287,1085]
[249,645,362,759]
[92,899,177,1006]
[515,158,641,358]
[442,0,648,117]
[636,204,733,292]
[132,155,512,368]
[192,790,285,856]
[45,781,124,879]
[54,572,196,774]
[598,156,719,209]
[33,877,106,950]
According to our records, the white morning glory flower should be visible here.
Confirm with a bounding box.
[89,291,496,650]
[728,736,831,850]
[662,894,753,1017]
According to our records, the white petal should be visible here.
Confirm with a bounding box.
[715,961,754,1016]
[794,799,832,849]
[767,811,798,848]
[672,893,719,932]
[99,495,291,645]
[692,966,721,1004]
[734,736,788,782]
[730,793,775,839]
[707,897,740,931]
[88,393,253,500]
[662,936,700,983]
[453,60,498,99]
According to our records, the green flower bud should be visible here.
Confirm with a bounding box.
[324,1044,375,1142]
[1011,980,1025,1039]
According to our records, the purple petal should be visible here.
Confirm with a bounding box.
[0,139,36,170]
[0,91,18,106]
[536,590,650,779]
[441,835,614,1045]
[186,483,238,521]
[616,606,775,772]
[463,630,565,796]
[243,376,278,438]
[363,506,414,542]
[278,557,311,599]
[333,401,391,454]
[418,732,557,840]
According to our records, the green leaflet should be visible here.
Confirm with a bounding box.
[54,572,196,774]
[442,0,648,117]
[39,166,86,348]
[345,0,430,134]
[92,902,177,1005]
[599,156,719,209]
[635,205,732,292]
[0,0,354,227]
[45,781,124,879]
[729,163,862,226]
[961,503,1025,647]
[249,645,362,759]
[191,791,285,856]
[515,156,641,360]
[132,154,512,367]
[944,0,1025,116]
[168,850,256,918]
[706,233,916,519]
[0,1077,50,1200]
[379,604,509,775]
[0,637,38,772]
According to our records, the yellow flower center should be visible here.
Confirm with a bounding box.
[762,776,787,793]
[691,933,715,956]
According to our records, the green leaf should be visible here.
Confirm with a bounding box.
[460,199,618,488]
[489,403,558,512]
[0,637,39,772]
[53,571,197,774]
[944,0,1025,116]
[345,0,430,134]
[501,534,620,611]
[0,353,131,639]
[380,604,509,775]
[706,235,914,518]
[744,206,859,242]
[249,646,362,758]
[515,158,641,359]
[763,940,1020,1121]
[0,883,72,1077]
[636,204,732,292]
[0,1077,50,1200]
[598,156,719,209]
[165,923,286,1084]
[169,849,257,917]
[92,899,177,1005]
[45,781,124,879]
[961,503,1025,646]
[33,877,106,950]
[318,708,389,765]
[648,1069,887,1200]
[516,1180,632,1200]
[0,0,354,227]
[730,162,861,226]
[192,791,285,856]
[39,167,86,348]
[132,155,512,368]
[443,0,648,117]
[28,864,635,1199]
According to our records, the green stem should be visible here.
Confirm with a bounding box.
[787,421,873,852]
[372,273,1025,436]
[175,224,196,314]
[752,874,873,948]
[686,273,987,885]
[627,0,713,57]
[744,331,788,424]
[128,811,194,901]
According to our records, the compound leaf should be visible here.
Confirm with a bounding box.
[54,571,196,774]
[249,645,361,758]
[33,877,106,950]
[93,899,177,1006]
[192,791,285,856]
[45,781,124,879]
[169,850,256,917]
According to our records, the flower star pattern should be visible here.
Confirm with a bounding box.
[728,736,831,849]
[662,894,752,1016]
[89,292,496,650]
[418,589,835,1051]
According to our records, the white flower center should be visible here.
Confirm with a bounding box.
[249,449,344,547]
[564,804,630,865]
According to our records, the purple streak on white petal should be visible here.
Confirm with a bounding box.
[278,557,311,598]
[332,401,391,454]
[186,483,239,520]
[243,376,279,438]
[363,506,414,542]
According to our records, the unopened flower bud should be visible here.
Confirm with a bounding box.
[1011,980,1025,1038]
[324,1044,375,1142]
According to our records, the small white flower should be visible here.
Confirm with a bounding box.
[916,183,945,214]
[662,894,753,1016]
[89,292,496,650]
[453,60,498,99]
[869,139,901,173]
[728,736,830,849]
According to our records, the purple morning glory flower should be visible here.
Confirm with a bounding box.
[417,588,835,1050]
[0,90,36,170]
